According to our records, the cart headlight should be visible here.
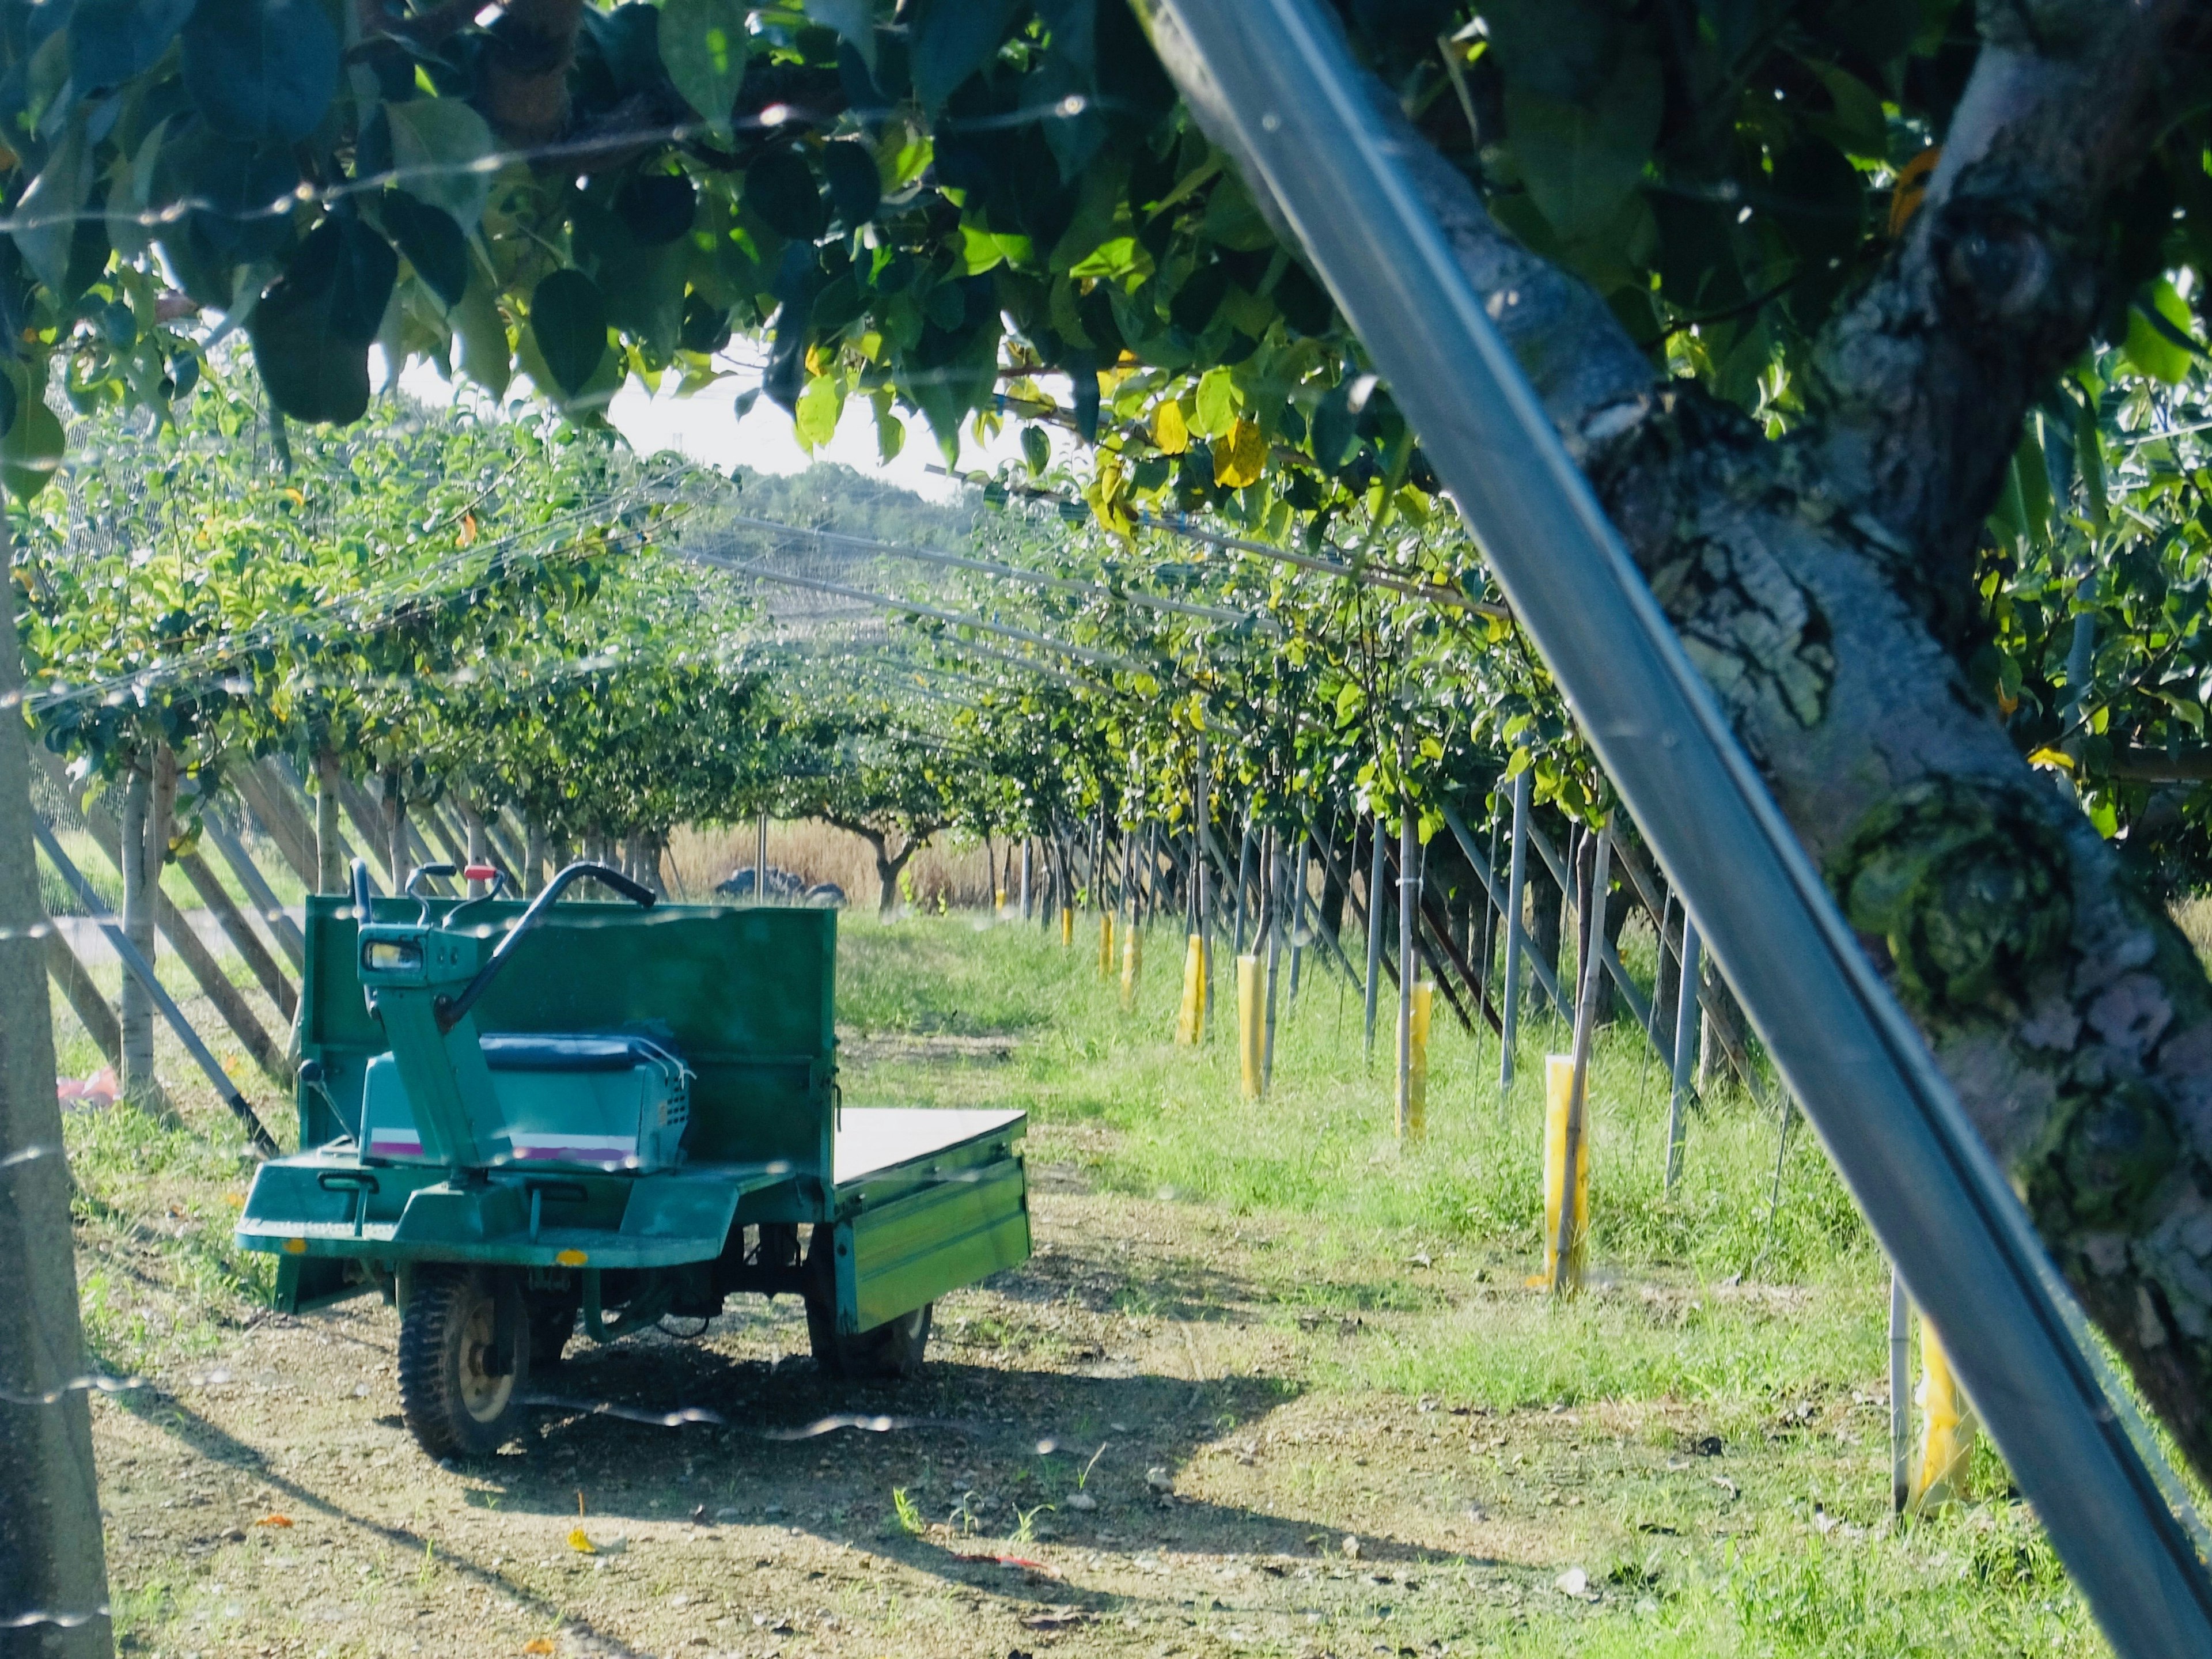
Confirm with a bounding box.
[362,939,422,974]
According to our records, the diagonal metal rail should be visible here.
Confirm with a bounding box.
[1154,0,2212,1650]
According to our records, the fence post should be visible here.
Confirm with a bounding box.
[1911,1319,1979,1513]
[1396,793,1418,1137]
[1553,828,1610,1294]
[1542,1054,1589,1291]
[1363,814,1386,1066]
[1500,771,1530,1094]
[1891,1270,1912,1515]
[1237,953,1263,1099]
[1176,931,1206,1044]
[1399,981,1431,1141]
[1261,828,1283,1089]
[1665,916,1702,1191]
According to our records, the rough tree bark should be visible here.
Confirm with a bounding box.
[116,758,154,1105]
[0,497,113,1656]
[1154,0,2212,1479]
[313,750,345,896]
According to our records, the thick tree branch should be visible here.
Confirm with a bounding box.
[1144,0,2212,1484]
[1802,0,2212,643]
[483,0,584,150]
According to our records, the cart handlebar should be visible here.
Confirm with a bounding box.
[433,861,656,1033]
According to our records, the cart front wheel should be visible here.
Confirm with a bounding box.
[399,1266,530,1458]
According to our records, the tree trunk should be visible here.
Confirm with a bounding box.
[464,804,488,896]
[117,759,157,1105]
[384,767,407,896]
[314,749,345,895]
[524,815,547,896]
[1156,0,2212,1478]
[0,489,115,1658]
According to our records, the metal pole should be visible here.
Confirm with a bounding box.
[1499,771,1529,1093]
[1554,829,1609,1293]
[1396,790,1416,1137]
[755,808,768,906]
[1362,812,1386,1066]
[1159,1,2212,1643]
[1665,915,1701,1192]
[1892,1268,1913,1516]
[31,819,278,1158]
[1195,736,1213,1035]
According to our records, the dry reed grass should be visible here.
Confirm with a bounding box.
[663,820,1005,911]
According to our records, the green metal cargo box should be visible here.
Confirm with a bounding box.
[235,866,1030,1457]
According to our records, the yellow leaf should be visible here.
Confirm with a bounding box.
[1887,146,1941,237]
[567,1528,596,1554]
[524,1642,555,1656]
[254,1513,293,1528]
[1152,400,1189,455]
[1214,418,1266,488]
[459,512,477,548]
[2026,746,2075,772]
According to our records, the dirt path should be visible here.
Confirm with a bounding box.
[91,1044,1885,1657]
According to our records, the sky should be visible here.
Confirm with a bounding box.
[396,350,1055,505]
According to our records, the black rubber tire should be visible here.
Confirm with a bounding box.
[399,1266,530,1459]
[527,1294,577,1371]
[804,1230,931,1378]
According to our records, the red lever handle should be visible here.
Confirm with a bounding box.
[463,863,498,882]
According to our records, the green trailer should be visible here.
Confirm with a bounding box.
[234,861,1031,1459]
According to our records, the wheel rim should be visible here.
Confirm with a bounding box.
[456,1290,514,1423]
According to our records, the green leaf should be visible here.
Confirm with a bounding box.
[529,268,608,397]
[658,0,751,135]
[745,148,826,243]
[13,117,92,300]
[2123,281,2205,384]
[909,0,1017,111]
[1021,425,1049,475]
[1192,367,1237,438]
[822,140,881,229]
[69,0,195,93]
[382,99,497,233]
[181,0,339,143]
[805,0,876,69]
[1503,54,1661,245]
[451,267,512,397]
[615,172,697,245]
[381,189,467,309]
[1,396,62,500]
[794,372,844,451]
[247,217,397,425]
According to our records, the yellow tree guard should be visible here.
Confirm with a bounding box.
[1175,933,1206,1044]
[1911,1318,1978,1513]
[1060,906,1075,948]
[1099,913,1115,977]
[1121,923,1142,1010]
[1237,953,1264,1099]
[1542,1054,1589,1292]
[1397,982,1432,1140]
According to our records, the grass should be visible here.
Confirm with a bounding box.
[828,906,2123,1656]
[838,907,1872,1288]
[54,894,2152,1656]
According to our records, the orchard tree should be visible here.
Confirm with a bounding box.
[16,2,2212,1651]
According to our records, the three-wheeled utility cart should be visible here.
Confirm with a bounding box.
[235,861,1031,1458]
